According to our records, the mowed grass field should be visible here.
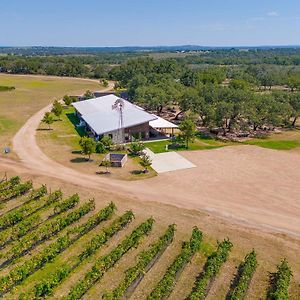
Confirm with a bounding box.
[0,74,101,153]
[146,129,300,153]
[0,175,299,299]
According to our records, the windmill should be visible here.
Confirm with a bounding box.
[112,98,125,144]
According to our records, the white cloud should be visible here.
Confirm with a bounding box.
[267,11,279,17]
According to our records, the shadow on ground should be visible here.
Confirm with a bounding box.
[66,113,86,137]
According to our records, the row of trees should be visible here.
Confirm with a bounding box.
[0,55,114,78]
[179,86,300,134]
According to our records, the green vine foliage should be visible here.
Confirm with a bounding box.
[65,218,154,300]
[0,185,49,230]
[25,211,134,299]
[1,199,95,266]
[268,259,293,300]
[0,190,63,248]
[0,181,33,202]
[104,224,176,300]
[148,227,203,300]
[227,250,257,300]
[0,202,115,296]
[188,239,233,300]
[53,194,80,214]
[0,176,20,192]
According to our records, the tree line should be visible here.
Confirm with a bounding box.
[109,58,300,135]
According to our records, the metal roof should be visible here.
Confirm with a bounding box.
[149,115,178,129]
[72,95,157,135]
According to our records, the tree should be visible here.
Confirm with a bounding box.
[289,92,300,126]
[82,90,94,100]
[63,95,72,106]
[51,100,63,120]
[42,112,55,130]
[140,154,152,173]
[179,115,197,148]
[229,79,250,90]
[135,85,168,115]
[79,137,96,160]
[287,75,300,92]
[95,141,106,154]
[101,158,111,174]
[101,136,113,149]
[101,79,109,87]
[178,87,205,121]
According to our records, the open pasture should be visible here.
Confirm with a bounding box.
[0,74,101,153]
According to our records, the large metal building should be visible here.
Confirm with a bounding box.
[72,95,177,143]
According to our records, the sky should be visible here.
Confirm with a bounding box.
[1,0,300,47]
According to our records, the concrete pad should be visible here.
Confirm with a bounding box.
[144,148,196,173]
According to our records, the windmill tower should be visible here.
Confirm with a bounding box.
[112,98,125,144]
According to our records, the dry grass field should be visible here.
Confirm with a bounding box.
[0,74,101,154]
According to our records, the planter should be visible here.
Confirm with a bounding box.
[105,153,128,167]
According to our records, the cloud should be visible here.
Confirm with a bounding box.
[267,11,279,17]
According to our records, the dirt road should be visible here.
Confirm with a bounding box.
[1,86,300,238]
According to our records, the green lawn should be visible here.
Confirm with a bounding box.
[145,136,229,154]
[146,131,300,153]
[244,139,300,150]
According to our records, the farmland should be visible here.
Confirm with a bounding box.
[0,74,101,154]
[0,175,299,299]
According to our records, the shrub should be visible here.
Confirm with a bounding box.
[95,141,107,154]
[0,86,15,92]
[101,136,113,149]
[63,95,73,106]
[129,141,145,156]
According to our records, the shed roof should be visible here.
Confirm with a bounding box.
[149,115,178,129]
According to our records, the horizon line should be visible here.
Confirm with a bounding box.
[1,44,300,49]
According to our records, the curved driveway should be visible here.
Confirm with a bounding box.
[2,86,300,238]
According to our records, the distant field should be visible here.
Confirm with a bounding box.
[0,74,101,153]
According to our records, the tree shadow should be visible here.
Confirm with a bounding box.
[36,128,53,131]
[96,171,111,176]
[71,150,82,155]
[130,170,144,175]
[70,157,93,163]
